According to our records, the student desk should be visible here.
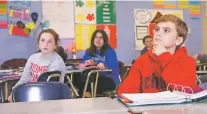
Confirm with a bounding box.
[196,63,207,84]
[128,102,207,114]
[0,76,20,103]
[196,70,207,84]
[0,97,129,114]
[65,58,82,66]
[65,69,112,98]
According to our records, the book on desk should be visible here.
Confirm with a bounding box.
[118,83,207,107]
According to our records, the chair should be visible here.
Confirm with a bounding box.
[12,82,71,102]
[38,71,79,98]
[95,61,131,98]
[37,71,61,82]
[196,63,207,84]
[1,58,27,70]
[119,61,125,82]
[119,61,131,82]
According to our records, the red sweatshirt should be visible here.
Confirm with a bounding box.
[117,47,196,95]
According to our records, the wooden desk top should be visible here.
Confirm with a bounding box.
[0,97,129,114]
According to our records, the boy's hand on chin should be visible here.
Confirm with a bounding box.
[153,43,167,56]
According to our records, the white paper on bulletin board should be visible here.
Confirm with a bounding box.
[42,1,74,38]
[134,9,183,50]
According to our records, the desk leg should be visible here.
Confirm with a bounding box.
[5,82,8,101]
[82,70,99,98]
[196,74,202,84]
[91,82,93,98]
[82,74,90,98]
[0,82,3,103]
[66,75,79,97]
[93,73,99,98]
[70,73,73,82]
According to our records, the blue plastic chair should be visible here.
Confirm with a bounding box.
[12,82,71,102]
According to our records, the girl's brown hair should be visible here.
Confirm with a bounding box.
[37,29,60,49]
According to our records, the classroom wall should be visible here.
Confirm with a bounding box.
[0,1,203,65]
[116,1,203,64]
[63,1,203,64]
[0,2,41,65]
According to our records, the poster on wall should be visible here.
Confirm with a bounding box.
[164,1,176,9]
[178,0,189,9]
[205,1,207,17]
[42,1,75,38]
[135,26,148,40]
[0,1,8,28]
[75,0,96,24]
[189,0,200,20]
[74,0,117,50]
[8,1,32,37]
[96,24,117,49]
[96,1,116,24]
[75,24,117,50]
[134,9,183,50]
[153,0,164,8]
[75,24,96,50]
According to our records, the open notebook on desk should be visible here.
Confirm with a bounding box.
[119,83,207,106]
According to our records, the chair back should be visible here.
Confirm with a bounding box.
[1,58,27,70]
[37,71,61,82]
[119,61,131,82]
[12,82,71,102]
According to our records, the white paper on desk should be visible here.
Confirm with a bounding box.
[190,90,207,100]
[122,91,188,106]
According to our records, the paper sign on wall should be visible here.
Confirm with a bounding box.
[42,1,75,38]
[0,1,8,28]
[134,9,183,50]
[96,25,117,49]
[75,24,96,50]
[74,0,117,50]
[96,1,116,24]
[75,0,96,24]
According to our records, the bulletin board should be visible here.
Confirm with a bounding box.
[134,9,183,50]
[75,0,117,50]
[8,1,32,37]
[41,0,117,50]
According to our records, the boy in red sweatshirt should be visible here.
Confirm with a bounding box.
[117,14,196,95]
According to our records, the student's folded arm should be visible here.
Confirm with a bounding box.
[158,52,173,68]
[161,57,196,88]
[117,62,141,96]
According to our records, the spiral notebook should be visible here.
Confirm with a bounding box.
[119,83,207,106]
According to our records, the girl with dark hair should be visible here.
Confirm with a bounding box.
[76,29,120,96]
